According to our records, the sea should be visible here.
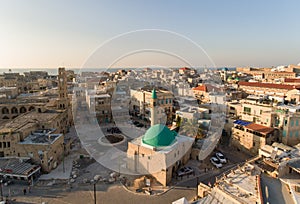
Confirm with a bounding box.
[0,67,236,75]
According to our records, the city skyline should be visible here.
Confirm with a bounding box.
[0,0,300,68]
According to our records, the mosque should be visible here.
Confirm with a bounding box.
[127,89,194,186]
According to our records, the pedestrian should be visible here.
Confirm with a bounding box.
[28,186,31,193]
[23,188,26,195]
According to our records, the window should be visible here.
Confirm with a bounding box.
[260,110,263,115]
[296,120,299,126]
[7,142,10,148]
[284,119,288,126]
[291,120,294,127]
[296,131,299,138]
[244,107,251,113]
[283,130,286,137]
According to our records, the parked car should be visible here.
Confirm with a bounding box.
[215,152,227,163]
[210,157,223,168]
[177,166,194,177]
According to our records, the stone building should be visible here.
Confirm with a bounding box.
[130,86,174,124]
[0,109,69,172]
[231,120,275,155]
[17,129,64,172]
[0,97,49,124]
[127,89,194,186]
[86,92,112,123]
[238,82,300,102]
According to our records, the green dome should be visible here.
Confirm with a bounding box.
[142,124,176,147]
[222,67,228,71]
[152,89,157,99]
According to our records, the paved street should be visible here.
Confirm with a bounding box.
[261,173,294,204]
[9,184,196,204]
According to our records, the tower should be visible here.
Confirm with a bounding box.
[57,67,68,109]
[150,89,157,126]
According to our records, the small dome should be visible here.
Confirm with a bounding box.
[152,89,157,99]
[142,124,176,147]
[222,67,229,71]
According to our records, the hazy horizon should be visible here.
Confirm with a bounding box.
[1,1,299,68]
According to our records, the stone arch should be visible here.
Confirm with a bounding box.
[20,106,27,113]
[11,107,18,114]
[29,106,35,111]
[2,107,9,114]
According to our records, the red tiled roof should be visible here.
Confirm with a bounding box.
[284,78,300,83]
[267,72,295,74]
[179,67,191,70]
[193,85,207,92]
[245,123,274,134]
[238,81,300,90]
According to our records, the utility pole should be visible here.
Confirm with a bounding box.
[196,176,199,199]
[94,183,96,204]
[62,143,65,173]
[0,180,3,201]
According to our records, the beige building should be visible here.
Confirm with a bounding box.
[231,120,275,155]
[240,97,276,127]
[0,98,49,124]
[86,92,112,123]
[0,109,69,172]
[281,114,300,146]
[17,129,64,172]
[130,87,174,124]
[239,81,300,101]
[192,84,222,102]
[264,72,296,81]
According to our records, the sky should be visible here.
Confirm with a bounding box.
[0,0,299,68]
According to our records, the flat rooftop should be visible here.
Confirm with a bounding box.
[19,129,62,145]
[215,164,261,203]
[0,110,63,132]
[0,158,40,178]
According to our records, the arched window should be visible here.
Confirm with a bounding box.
[20,106,27,113]
[2,107,9,114]
[11,107,18,114]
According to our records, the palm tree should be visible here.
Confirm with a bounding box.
[180,119,206,141]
